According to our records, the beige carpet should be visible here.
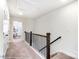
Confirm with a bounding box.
[50,52,75,59]
[5,40,44,59]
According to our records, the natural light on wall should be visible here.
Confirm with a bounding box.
[0,0,6,58]
[0,0,9,59]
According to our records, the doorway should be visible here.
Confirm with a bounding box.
[13,21,23,40]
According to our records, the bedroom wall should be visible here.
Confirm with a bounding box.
[32,1,78,58]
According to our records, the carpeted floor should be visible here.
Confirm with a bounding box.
[5,40,44,59]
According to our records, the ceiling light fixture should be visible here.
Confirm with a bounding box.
[17,8,23,16]
[19,12,23,15]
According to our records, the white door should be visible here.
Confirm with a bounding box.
[3,16,9,56]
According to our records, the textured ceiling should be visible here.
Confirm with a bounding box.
[7,0,76,19]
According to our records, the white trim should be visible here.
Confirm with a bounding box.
[25,41,45,59]
[59,50,78,59]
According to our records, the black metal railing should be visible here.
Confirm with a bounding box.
[24,31,50,59]
[24,31,61,59]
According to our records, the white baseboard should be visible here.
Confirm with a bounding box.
[59,50,78,59]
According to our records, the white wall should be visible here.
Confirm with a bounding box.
[23,18,34,32]
[0,8,3,59]
[0,0,9,59]
[32,1,78,58]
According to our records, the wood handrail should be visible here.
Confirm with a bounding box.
[32,33,46,37]
[24,31,46,37]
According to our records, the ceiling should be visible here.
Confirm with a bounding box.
[7,0,76,19]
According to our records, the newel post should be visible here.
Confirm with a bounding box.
[30,31,32,46]
[46,33,50,59]
[24,31,27,41]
